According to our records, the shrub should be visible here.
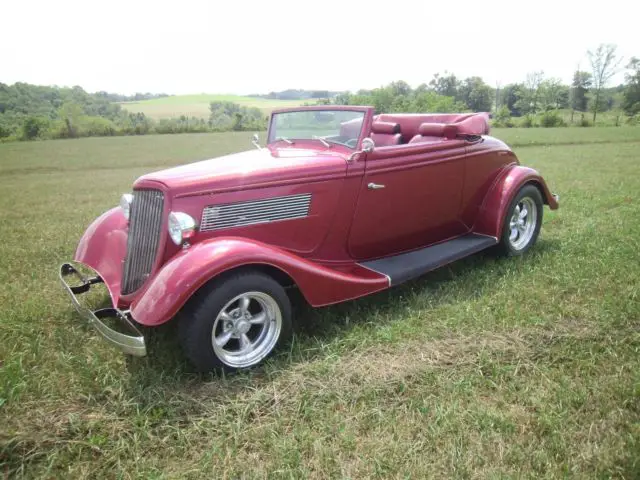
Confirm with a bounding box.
[578,115,592,127]
[492,106,514,128]
[520,115,535,128]
[21,116,49,140]
[539,110,566,128]
[80,116,118,137]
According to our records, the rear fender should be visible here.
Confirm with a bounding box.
[130,237,388,326]
[473,165,559,238]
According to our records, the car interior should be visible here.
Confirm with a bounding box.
[339,112,490,148]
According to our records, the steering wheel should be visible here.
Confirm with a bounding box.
[345,138,358,148]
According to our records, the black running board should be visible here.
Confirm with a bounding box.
[359,233,497,286]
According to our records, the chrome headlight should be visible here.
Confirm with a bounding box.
[168,212,197,245]
[120,193,134,220]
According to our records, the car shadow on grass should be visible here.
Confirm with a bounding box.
[121,238,560,401]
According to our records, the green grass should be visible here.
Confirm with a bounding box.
[1,127,639,478]
[119,94,315,120]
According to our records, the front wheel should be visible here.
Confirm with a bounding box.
[496,184,543,256]
[178,271,292,372]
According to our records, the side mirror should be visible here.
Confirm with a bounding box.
[252,133,261,150]
[348,137,375,162]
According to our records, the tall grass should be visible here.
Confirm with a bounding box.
[1,128,639,478]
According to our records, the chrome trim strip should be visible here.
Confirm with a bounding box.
[59,263,146,356]
[201,193,312,231]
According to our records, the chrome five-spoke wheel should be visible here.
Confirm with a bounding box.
[179,271,293,372]
[498,184,543,256]
[212,292,282,369]
[508,197,537,251]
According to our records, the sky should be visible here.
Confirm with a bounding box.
[1,0,638,96]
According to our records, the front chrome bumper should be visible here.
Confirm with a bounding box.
[59,262,147,356]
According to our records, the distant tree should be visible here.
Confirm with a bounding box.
[539,78,569,110]
[388,80,412,97]
[429,72,459,98]
[21,116,49,140]
[500,83,523,116]
[515,71,544,114]
[570,70,592,121]
[587,43,622,123]
[457,77,493,112]
[622,57,640,116]
[58,102,83,138]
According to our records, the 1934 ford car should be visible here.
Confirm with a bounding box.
[60,106,559,371]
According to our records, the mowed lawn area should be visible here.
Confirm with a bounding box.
[1,128,639,478]
[119,94,313,120]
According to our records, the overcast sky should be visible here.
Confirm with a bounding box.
[1,0,638,95]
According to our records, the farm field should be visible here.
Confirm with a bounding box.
[119,94,315,120]
[1,127,639,478]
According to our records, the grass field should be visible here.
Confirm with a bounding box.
[1,127,639,478]
[119,94,314,120]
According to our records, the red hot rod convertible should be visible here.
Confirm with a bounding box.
[60,106,559,371]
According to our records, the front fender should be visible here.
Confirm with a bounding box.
[473,165,559,238]
[74,207,128,306]
[130,237,388,326]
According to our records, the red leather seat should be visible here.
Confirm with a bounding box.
[370,121,402,146]
[408,123,457,143]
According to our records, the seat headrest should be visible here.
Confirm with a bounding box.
[371,121,401,135]
[418,122,457,139]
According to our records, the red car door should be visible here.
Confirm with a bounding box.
[348,141,468,260]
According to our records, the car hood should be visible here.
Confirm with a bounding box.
[134,146,349,196]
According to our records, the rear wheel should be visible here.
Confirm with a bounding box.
[178,271,292,372]
[496,184,543,256]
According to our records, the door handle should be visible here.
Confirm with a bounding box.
[368,182,385,190]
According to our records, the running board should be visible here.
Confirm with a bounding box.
[359,234,497,286]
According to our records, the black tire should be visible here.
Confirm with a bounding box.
[178,270,292,372]
[496,184,544,256]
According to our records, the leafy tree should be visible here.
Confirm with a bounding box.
[539,78,569,110]
[587,43,622,123]
[209,101,264,131]
[429,72,459,98]
[21,116,49,140]
[515,71,544,115]
[570,71,592,119]
[500,83,523,116]
[622,57,640,116]
[457,77,493,112]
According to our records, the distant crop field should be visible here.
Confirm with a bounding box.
[1,127,639,478]
[119,94,315,119]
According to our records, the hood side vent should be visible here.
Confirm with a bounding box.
[201,193,311,231]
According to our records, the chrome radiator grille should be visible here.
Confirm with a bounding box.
[200,193,312,231]
[121,189,165,295]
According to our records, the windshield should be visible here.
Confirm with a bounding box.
[268,110,365,149]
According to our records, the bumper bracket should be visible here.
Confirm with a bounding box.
[59,262,147,356]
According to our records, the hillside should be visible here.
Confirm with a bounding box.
[119,94,315,120]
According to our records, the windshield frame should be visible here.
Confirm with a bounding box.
[266,106,374,150]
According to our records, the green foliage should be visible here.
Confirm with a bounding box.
[520,115,536,128]
[622,57,640,116]
[587,43,622,123]
[570,71,592,112]
[335,82,468,114]
[457,76,493,112]
[209,101,266,131]
[492,106,514,128]
[21,116,49,140]
[579,115,592,127]
[539,110,566,127]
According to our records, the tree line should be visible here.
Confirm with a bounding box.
[1,43,638,142]
[332,44,639,128]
